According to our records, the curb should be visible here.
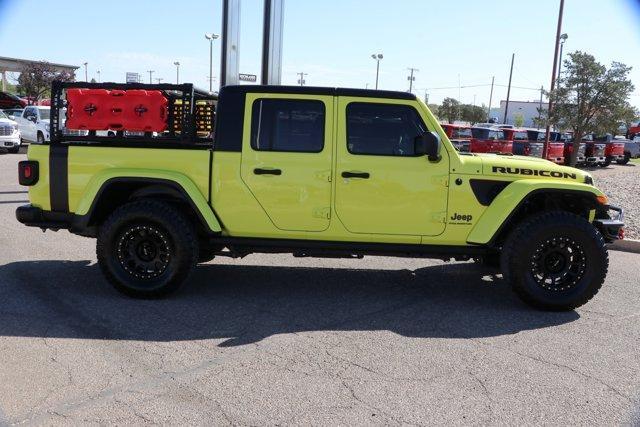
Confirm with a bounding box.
[609,239,640,254]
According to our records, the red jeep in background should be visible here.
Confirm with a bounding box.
[627,123,639,140]
[594,134,626,167]
[504,128,542,157]
[514,129,564,163]
[470,126,513,154]
[582,134,607,167]
[441,123,472,152]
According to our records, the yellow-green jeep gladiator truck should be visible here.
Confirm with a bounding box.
[16,82,624,310]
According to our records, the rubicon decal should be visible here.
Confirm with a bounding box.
[492,166,577,179]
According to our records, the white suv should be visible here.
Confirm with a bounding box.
[0,110,21,153]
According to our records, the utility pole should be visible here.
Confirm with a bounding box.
[96,70,101,83]
[473,94,476,107]
[538,86,544,125]
[155,77,164,84]
[205,33,220,92]
[424,89,429,104]
[407,67,418,93]
[503,53,515,124]
[371,53,383,90]
[173,61,180,84]
[83,62,88,82]
[487,76,495,121]
[297,72,307,86]
[557,33,568,89]
[543,0,565,159]
[147,70,154,84]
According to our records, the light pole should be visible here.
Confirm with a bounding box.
[557,33,568,88]
[407,67,418,93]
[371,53,383,90]
[83,62,88,82]
[147,70,154,84]
[205,33,220,92]
[174,61,180,84]
[96,70,101,83]
[543,0,565,159]
[297,72,307,86]
[155,77,164,84]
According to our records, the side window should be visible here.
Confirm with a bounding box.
[251,98,325,153]
[346,103,427,156]
[24,107,33,118]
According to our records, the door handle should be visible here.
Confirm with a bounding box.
[254,168,282,176]
[341,171,370,179]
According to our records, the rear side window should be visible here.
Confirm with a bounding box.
[251,99,325,152]
[346,103,427,156]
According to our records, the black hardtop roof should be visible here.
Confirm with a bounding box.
[220,85,417,100]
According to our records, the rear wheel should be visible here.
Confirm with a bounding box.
[97,200,198,298]
[616,153,630,165]
[501,211,608,311]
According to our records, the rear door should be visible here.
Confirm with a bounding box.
[334,98,449,236]
[240,94,334,232]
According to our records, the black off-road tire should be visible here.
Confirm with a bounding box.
[474,253,501,269]
[501,211,608,311]
[616,153,630,165]
[97,200,199,298]
[599,158,611,168]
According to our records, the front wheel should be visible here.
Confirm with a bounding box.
[599,158,611,167]
[8,146,19,154]
[97,200,199,298]
[501,211,608,311]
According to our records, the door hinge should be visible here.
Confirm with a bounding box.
[431,175,449,187]
[431,211,447,223]
[316,170,332,182]
[313,207,331,219]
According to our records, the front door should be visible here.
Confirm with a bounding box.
[23,107,37,141]
[335,98,449,236]
[240,94,333,232]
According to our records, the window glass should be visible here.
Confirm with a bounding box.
[513,131,528,140]
[346,103,427,156]
[452,128,472,138]
[39,109,50,120]
[251,99,325,152]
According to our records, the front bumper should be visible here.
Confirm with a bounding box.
[0,134,21,148]
[594,205,624,241]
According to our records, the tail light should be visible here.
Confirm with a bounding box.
[18,161,39,186]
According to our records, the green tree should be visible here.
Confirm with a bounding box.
[513,113,525,127]
[460,104,487,124]
[440,97,460,124]
[545,51,635,165]
[17,61,75,103]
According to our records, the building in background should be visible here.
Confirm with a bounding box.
[498,100,547,127]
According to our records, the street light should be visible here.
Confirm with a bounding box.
[205,33,220,92]
[174,61,180,84]
[83,62,88,82]
[371,53,383,90]
[557,33,568,88]
[155,77,164,84]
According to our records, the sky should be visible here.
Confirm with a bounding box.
[1,0,639,109]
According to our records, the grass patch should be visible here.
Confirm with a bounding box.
[631,157,640,164]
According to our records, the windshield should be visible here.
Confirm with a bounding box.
[452,128,472,138]
[513,131,528,140]
[39,109,51,120]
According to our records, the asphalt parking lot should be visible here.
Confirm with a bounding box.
[0,149,639,425]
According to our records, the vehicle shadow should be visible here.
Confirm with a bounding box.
[0,260,579,346]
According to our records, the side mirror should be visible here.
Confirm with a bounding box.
[415,131,441,161]
[28,116,37,123]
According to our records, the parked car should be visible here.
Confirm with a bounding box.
[441,123,472,152]
[0,91,27,109]
[14,106,51,143]
[506,128,540,156]
[0,109,21,153]
[582,134,606,167]
[564,141,587,165]
[15,106,87,143]
[509,128,564,163]
[592,134,626,167]
[469,126,512,154]
[626,123,639,140]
